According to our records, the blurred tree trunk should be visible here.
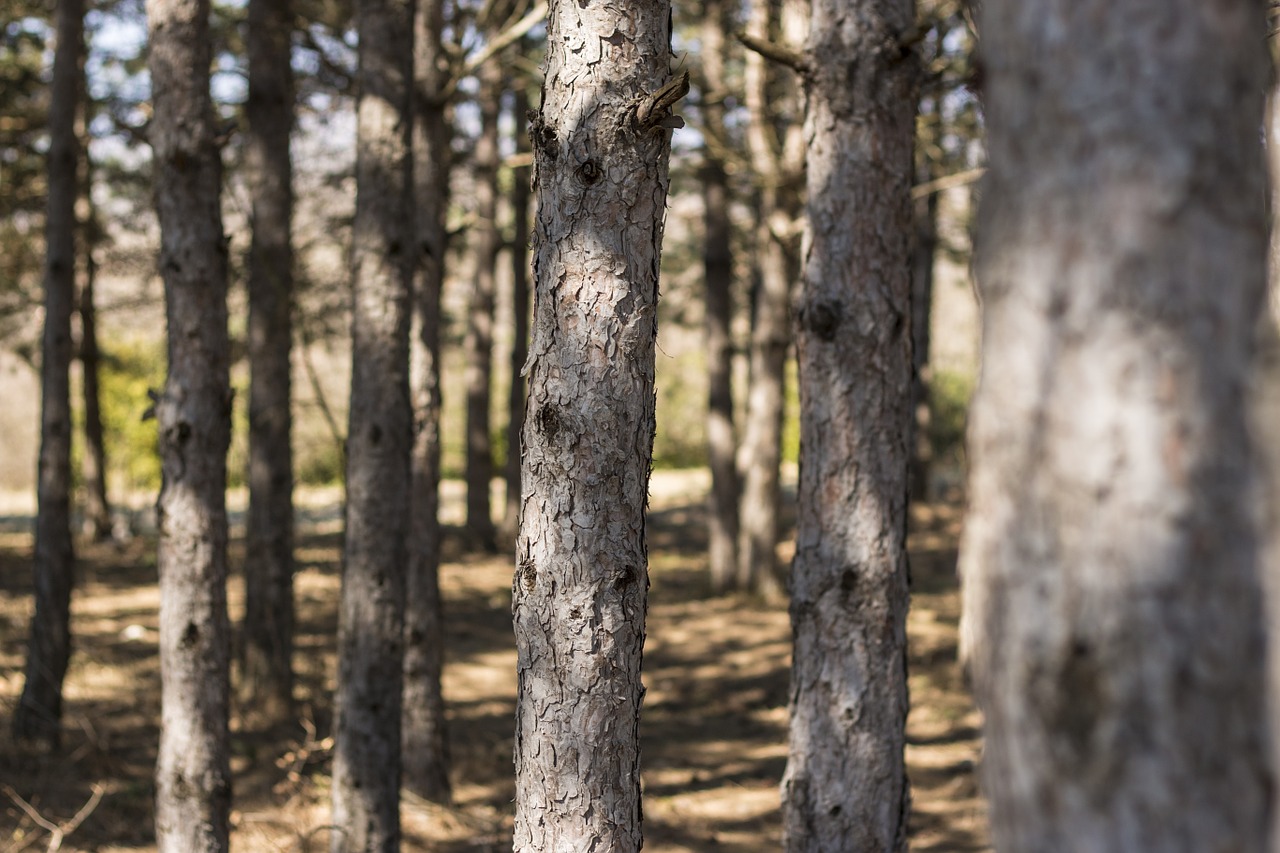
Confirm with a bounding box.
[736,0,804,599]
[781,0,916,849]
[908,184,937,503]
[960,1,1272,849]
[503,73,531,540]
[513,1,680,847]
[700,0,739,593]
[240,0,296,731]
[146,0,233,848]
[464,53,502,552]
[332,0,414,847]
[76,103,111,542]
[14,0,82,747]
[403,0,452,804]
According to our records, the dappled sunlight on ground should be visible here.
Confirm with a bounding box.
[0,475,988,851]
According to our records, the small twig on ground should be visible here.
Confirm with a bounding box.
[4,782,105,853]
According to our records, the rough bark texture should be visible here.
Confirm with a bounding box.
[332,0,413,848]
[781,0,916,850]
[513,2,678,848]
[15,0,82,747]
[146,0,233,849]
[737,0,804,598]
[403,0,451,804]
[464,56,502,552]
[241,0,296,730]
[700,0,740,594]
[960,2,1273,849]
[503,76,532,539]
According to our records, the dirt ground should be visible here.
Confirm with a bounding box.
[0,472,989,852]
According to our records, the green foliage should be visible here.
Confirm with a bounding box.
[927,368,973,471]
[296,439,343,486]
[98,337,165,493]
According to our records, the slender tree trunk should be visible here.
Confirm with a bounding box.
[514,2,681,848]
[908,185,937,503]
[403,0,451,804]
[464,56,502,552]
[147,0,233,849]
[14,0,83,747]
[503,75,531,540]
[76,102,111,542]
[700,0,740,593]
[781,1,916,849]
[332,0,414,849]
[241,0,296,731]
[960,1,1272,849]
[737,0,804,599]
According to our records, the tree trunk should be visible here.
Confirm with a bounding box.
[14,0,82,747]
[146,0,233,849]
[960,2,1272,849]
[737,0,804,599]
[403,0,451,804]
[332,0,414,848]
[700,0,739,593]
[781,1,916,850]
[908,185,937,503]
[464,56,502,552]
[503,74,531,540]
[241,0,296,731]
[513,2,680,848]
[76,102,111,543]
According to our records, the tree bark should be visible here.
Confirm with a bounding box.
[241,0,297,731]
[146,0,233,849]
[332,0,414,848]
[908,185,937,503]
[14,0,83,747]
[960,1,1273,849]
[513,2,680,848]
[464,55,502,552]
[736,0,804,599]
[700,0,740,594]
[403,0,451,804]
[781,0,916,850]
[503,74,531,540]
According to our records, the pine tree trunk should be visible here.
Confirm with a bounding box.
[960,1,1272,849]
[403,0,451,804]
[146,0,233,848]
[700,0,739,594]
[241,0,296,731]
[737,0,804,598]
[464,57,502,552]
[503,76,531,539]
[908,186,937,503]
[332,0,414,848]
[76,103,111,543]
[513,2,680,848]
[781,1,916,849]
[15,0,83,747]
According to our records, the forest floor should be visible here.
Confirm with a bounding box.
[0,470,989,852]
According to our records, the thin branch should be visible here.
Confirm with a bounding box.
[912,166,986,199]
[735,30,807,74]
[439,2,548,103]
[4,783,105,853]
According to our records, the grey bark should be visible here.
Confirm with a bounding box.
[736,0,804,599]
[700,0,740,593]
[464,55,502,552]
[332,0,414,848]
[960,1,1273,850]
[503,75,531,539]
[403,0,451,804]
[780,0,916,849]
[146,0,233,849]
[513,1,680,848]
[14,0,83,747]
[241,0,297,730]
